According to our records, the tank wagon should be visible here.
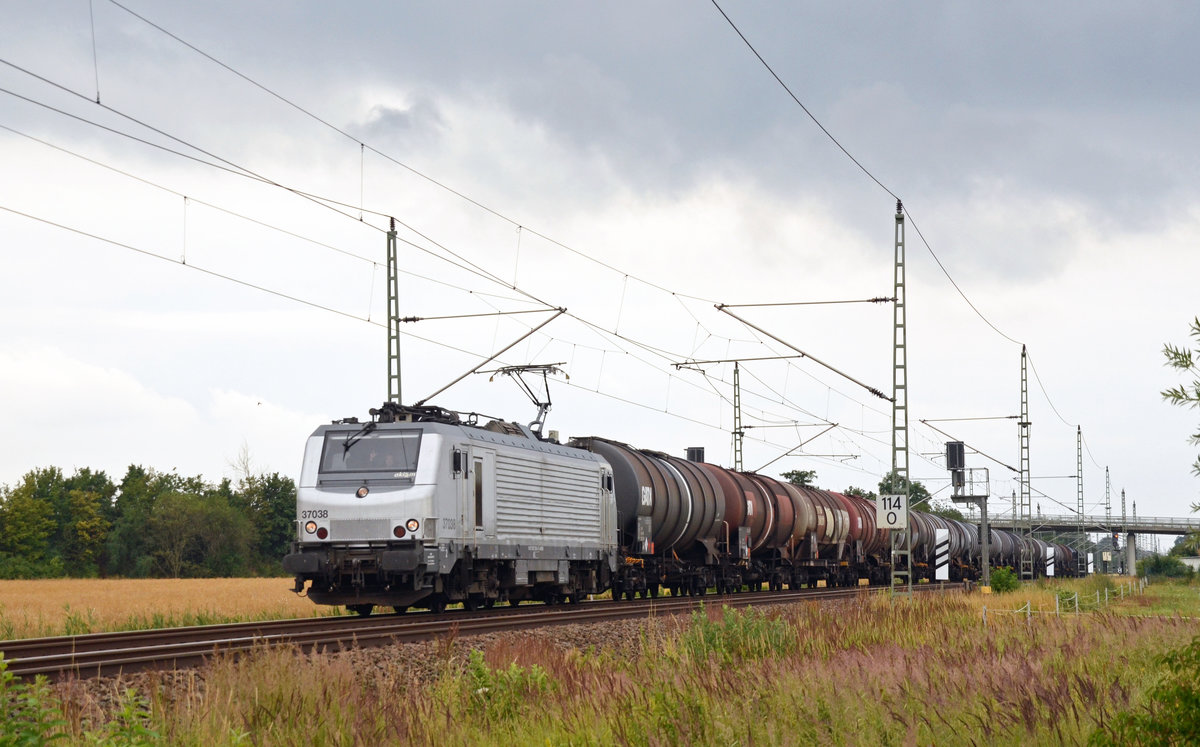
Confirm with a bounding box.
[283,404,1079,615]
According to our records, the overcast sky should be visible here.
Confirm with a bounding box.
[2,1,1198,539]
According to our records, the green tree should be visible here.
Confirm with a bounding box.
[1162,316,1200,485]
[925,500,966,521]
[233,472,297,571]
[877,470,933,509]
[57,467,116,576]
[844,486,876,500]
[62,488,111,575]
[0,477,57,578]
[780,470,817,488]
[1137,554,1195,579]
[106,466,210,577]
[144,487,256,578]
[1162,318,1200,559]
[146,491,206,578]
[195,489,254,576]
[1170,533,1200,557]
[0,467,116,578]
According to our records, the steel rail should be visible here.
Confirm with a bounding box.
[1,583,963,680]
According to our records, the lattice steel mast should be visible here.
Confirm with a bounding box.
[1018,345,1033,578]
[891,201,912,593]
[732,362,744,471]
[1077,426,1086,573]
[1105,467,1111,526]
[386,218,402,404]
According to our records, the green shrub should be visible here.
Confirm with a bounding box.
[0,655,158,746]
[679,605,796,664]
[1137,554,1195,579]
[0,655,66,746]
[466,649,555,722]
[1090,635,1200,745]
[990,566,1020,593]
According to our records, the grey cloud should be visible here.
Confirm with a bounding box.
[353,97,447,150]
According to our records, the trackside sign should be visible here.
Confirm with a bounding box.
[877,494,907,529]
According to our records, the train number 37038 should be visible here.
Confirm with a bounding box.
[301,509,329,519]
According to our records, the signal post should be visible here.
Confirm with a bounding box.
[945,441,991,589]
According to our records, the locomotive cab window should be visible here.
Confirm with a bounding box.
[319,430,421,477]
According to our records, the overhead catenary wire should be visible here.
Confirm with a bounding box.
[0,121,545,309]
[708,0,897,201]
[708,0,1111,480]
[88,0,101,102]
[97,0,719,306]
[2,203,382,329]
[0,61,390,230]
[0,73,579,319]
[10,4,1116,493]
[6,61,791,412]
[716,304,892,401]
[919,419,1018,473]
[2,108,835,444]
[43,2,973,468]
[3,199,817,452]
[77,7,896,452]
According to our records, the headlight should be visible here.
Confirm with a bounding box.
[304,521,318,534]
[406,518,420,532]
[356,486,369,498]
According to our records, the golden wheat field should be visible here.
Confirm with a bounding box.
[0,577,334,639]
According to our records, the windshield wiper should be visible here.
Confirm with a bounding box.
[342,421,377,452]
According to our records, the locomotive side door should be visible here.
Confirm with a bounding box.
[467,447,496,542]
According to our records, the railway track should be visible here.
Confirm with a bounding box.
[0,583,964,680]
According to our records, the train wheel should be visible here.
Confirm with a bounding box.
[430,599,447,614]
[349,604,373,617]
[509,599,521,607]
[463,597,479,612]
[649,585,659,598]
[483,598,496,609]
[392,605,408,615]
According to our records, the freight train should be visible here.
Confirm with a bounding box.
[283,403,1080,615]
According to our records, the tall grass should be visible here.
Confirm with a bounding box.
[21,579,1200,745]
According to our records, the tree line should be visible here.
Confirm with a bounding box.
[0,465,296,579]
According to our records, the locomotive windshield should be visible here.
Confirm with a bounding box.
[320,429,421,475]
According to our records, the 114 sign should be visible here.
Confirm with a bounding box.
[877,494,907,529]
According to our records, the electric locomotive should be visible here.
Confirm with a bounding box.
[283,403,618,615]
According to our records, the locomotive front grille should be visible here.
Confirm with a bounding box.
[330,518,392,540]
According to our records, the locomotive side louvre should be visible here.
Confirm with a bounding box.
[486,443,606,541]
